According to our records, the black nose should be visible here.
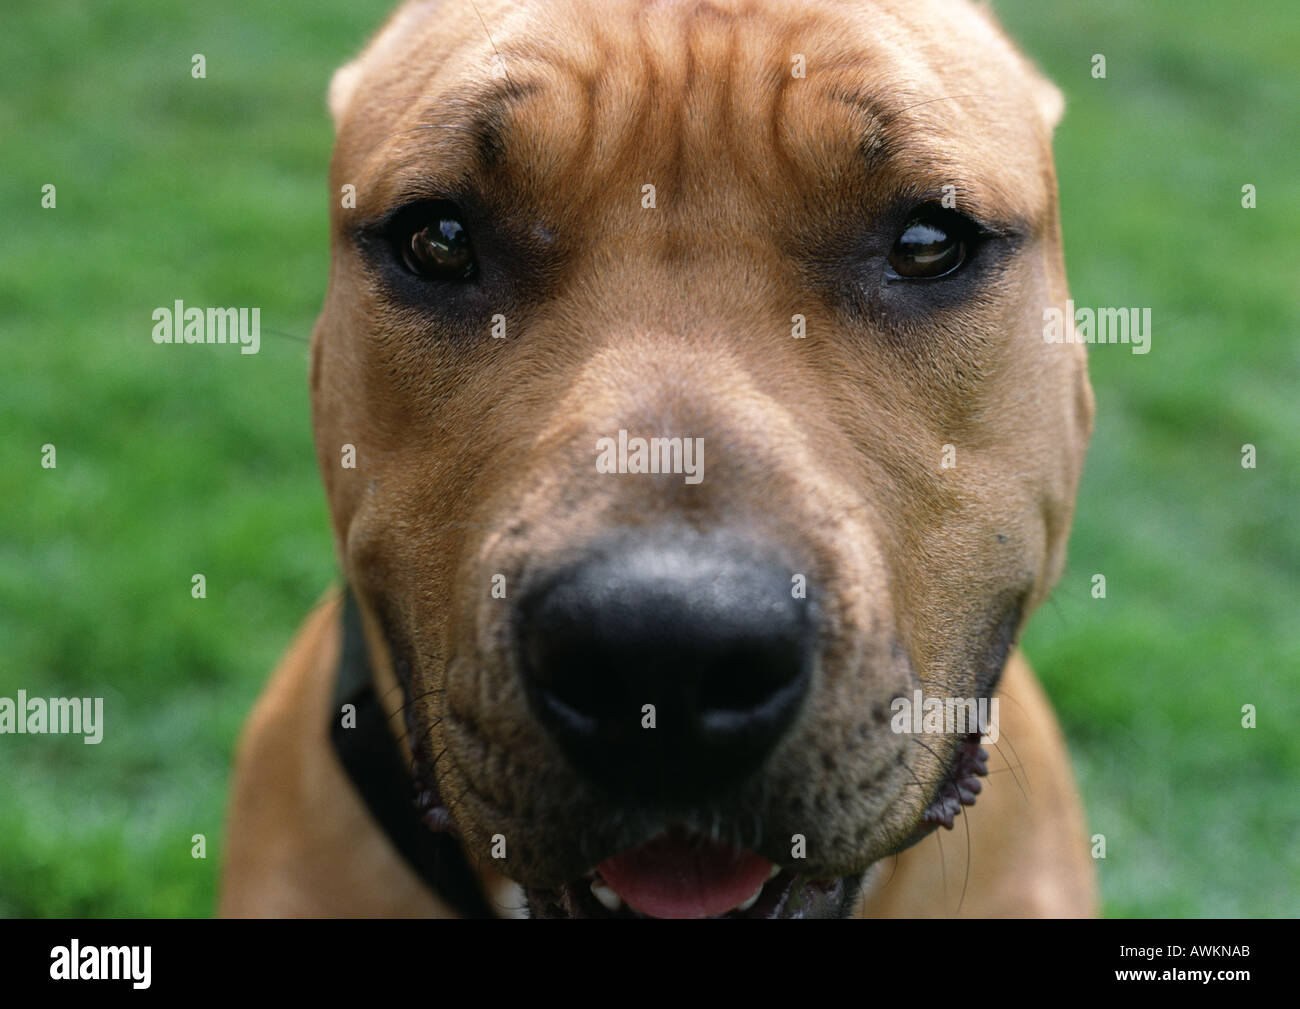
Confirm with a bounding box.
[516,531,815,798]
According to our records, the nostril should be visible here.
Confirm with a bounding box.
[520,612,632,731]
[515,532,816,795]
[694,637,808,716]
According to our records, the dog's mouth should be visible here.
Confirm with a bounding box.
[416,734,990,919]
[416,731,988,919]
[518,736,984,919]
[522,828,864,919]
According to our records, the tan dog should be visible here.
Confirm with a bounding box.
[221,0,1097,918]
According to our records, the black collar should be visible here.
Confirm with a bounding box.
[329,587,497,918]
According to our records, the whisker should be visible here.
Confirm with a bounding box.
[994,733,1031,800]
[468,0,516,91]
[957,801,972,913]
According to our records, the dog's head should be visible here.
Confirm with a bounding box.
[311,0,1092,918]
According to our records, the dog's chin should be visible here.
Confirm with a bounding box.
[518,736,986,920]
[525,873,864,919]
[416,732,990,919]
[413,705,992,918]
[523,831,866,919]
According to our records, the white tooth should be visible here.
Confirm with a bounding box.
[590,880,623,912]
[736,884,764,912]
[767,865,781,880]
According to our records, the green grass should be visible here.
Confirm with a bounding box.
[1002,0,1300,916]
[1,0,1297,917]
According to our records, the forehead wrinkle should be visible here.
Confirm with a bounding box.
[349,0,1045,226]
[831,87,969,165]
[816,85,1038,227]
[358,77,543,206]
[420,76,541,167]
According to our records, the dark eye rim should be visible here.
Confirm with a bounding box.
[884,204,986,282]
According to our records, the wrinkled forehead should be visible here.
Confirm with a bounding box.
[333,0,1055,226]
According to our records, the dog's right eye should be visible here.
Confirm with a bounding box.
[391,201,478,282]
[886,206,976,281]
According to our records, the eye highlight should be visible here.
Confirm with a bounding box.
[392,201,477,281]
[886,206,977,280]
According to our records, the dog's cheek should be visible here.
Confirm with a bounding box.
[310,319,367,564]
[1040,349,1095,596]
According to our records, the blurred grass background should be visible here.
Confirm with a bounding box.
[1,0,1296,917]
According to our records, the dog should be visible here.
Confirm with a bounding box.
[220,0,1097,918]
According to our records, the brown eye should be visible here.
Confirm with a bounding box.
[398,204,476,281]
[887,208,971,279]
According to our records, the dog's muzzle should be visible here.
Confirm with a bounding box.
[505,528,863,917]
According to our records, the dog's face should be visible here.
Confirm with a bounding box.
[312,0,1092,917]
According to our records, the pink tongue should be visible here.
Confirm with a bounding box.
[597,832,774,919]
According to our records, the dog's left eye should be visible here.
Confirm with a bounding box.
[886,207,976,280]
[393,201,478,282]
